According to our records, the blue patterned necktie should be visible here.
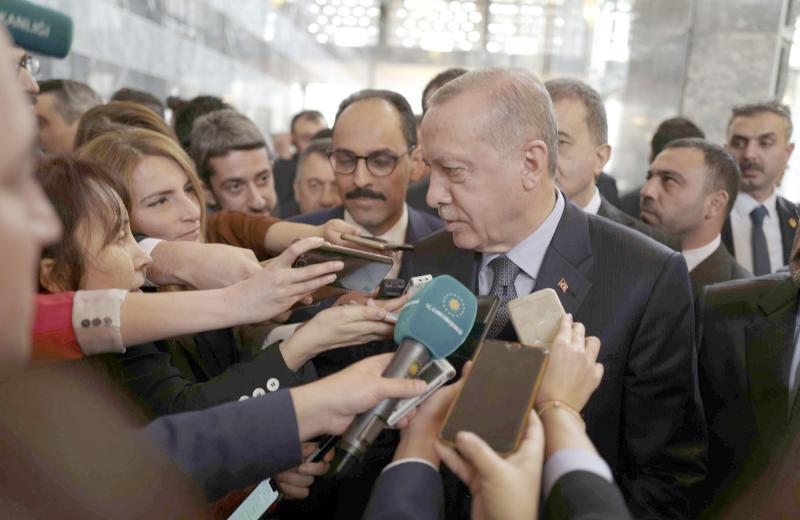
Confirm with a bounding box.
[487,256,520,339]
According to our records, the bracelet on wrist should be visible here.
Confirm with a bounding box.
[535,400,585,428]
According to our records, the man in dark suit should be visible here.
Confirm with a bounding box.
[544,78,673,248]
[274,110,328,218]
[415,68,705,518]
[639,138,750,296]
[618,116,705,218]
[290,90,443,283]
[695,264,800,515]
[722,101,797,274]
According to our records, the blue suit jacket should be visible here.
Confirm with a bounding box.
[411,197,706,518]
[289,204,443,281]
[363,462,632,520]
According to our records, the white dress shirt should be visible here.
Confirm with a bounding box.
[344,203,409,280]
[478,191,565,297]
[730,192,784,274]
[681,235,721,273]
[582,187,602,216]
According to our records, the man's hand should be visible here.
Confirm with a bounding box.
[536,314,603,411]
[435,411,545,520]
[290,354,427,441]
[148,241,261,289]
[273,442,332,500]
[226,237,343,324]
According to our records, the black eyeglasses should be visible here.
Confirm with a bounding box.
[16,53,39,77]
[328,146,415,177]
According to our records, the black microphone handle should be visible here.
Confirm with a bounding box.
[332,339,432,473]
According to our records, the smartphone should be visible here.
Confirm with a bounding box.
[439,340,549,454]
[448,295,500,371]
[305,435,339,463]
[341,233,415,251]
[227,478,281,520]
[508,288,566,346]
[377,278,407,299]
[292,243,393,293]
[387,358,456,427]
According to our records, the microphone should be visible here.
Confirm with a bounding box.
[1,0,73,58]
[331,275,477,475]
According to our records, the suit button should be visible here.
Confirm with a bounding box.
[81,319,91,328]
[91,318,101,327]
[238,395,249,401]
[266,378,280,392]
[103,317,112,326]
[252,388,266,397]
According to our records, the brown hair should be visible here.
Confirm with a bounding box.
[37,157,131,291]
[74,101,178,150]
[76,127,207,239]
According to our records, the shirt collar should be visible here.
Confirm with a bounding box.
[343,203,409,244]
[583,187,602,215]
[480,190,565,282]
[734,190,778,218]
[681,234,721,272]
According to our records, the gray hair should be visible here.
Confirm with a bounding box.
[544,78,608,145]
[728,101,793,140]
[428,68,558,176]
[190,109,267,183]
[38,79,102,124]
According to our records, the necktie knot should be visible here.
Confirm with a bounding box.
[487,256,521,339]
[491,256,520,289]
[750,205,768,226]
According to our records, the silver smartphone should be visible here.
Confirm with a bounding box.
[387,358,456,427]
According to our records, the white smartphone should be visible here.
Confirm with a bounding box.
[387,358,456,427]
[227,477,281,520]
[508,288,566,345]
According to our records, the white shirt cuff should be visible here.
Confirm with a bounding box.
[542,449,613,498]
[137,238,163,287]
[72,289,128,355]
[382,458,439,475]
[264,323,302,348]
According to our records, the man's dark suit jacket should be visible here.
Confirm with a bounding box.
[597,195,677,249]
[695,273,800,515]
[721,194,797,266]
[597,172,621,207]
[619,187,642,218]
[412,198,706,518]
[98,329,315,418]
[689,243,751,297]
[362,462,632,520]
[406,177,439,217]
[274,156,300,218]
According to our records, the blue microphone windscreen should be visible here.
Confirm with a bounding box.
[394,275,477,359]
[1,0,73,58]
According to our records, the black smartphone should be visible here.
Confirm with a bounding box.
[377,278,407,299]
[440,340,549,455]
[292,243,393,293]
[341,233,415,251]
[448,295,500,372]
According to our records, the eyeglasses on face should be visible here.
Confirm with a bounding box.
[16,53,39,77]
[328,146,415,177]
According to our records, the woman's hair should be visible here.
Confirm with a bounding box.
[37,157,130,291]
[74,100,178,150]
[76,127,207,237]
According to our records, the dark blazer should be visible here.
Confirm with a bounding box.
[412,198,705,518]
[689,243,751,297]
[695,274,800,515]
[721,194,797,266]
[596,172,621,208]
[145,388,302,500]
[596,196,677,249]
[363,462,632,520]
[618,187,642,218]
[406,177,439,217]
[290,204,444,282]
[274,156,300,218]
[100,329,316,418]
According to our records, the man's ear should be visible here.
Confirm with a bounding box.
[706,190,729,220]
[203,182,218,208]
[521,140,549,191]
[39,258,65,293]
[594,143,612,177]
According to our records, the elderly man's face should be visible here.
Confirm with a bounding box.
[422,92,534,252]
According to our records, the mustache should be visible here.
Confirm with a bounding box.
[740,159,763,172]
[345,187,386,201]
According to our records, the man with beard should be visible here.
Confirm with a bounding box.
[640,138,750,296]
[291,89,443,282]
[722,102,797,275]
[695,213,800,515]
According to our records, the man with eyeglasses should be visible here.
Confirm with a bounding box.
[11,48,39,105]
[291,89,442,282]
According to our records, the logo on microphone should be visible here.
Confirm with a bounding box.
[442,292,465,318]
